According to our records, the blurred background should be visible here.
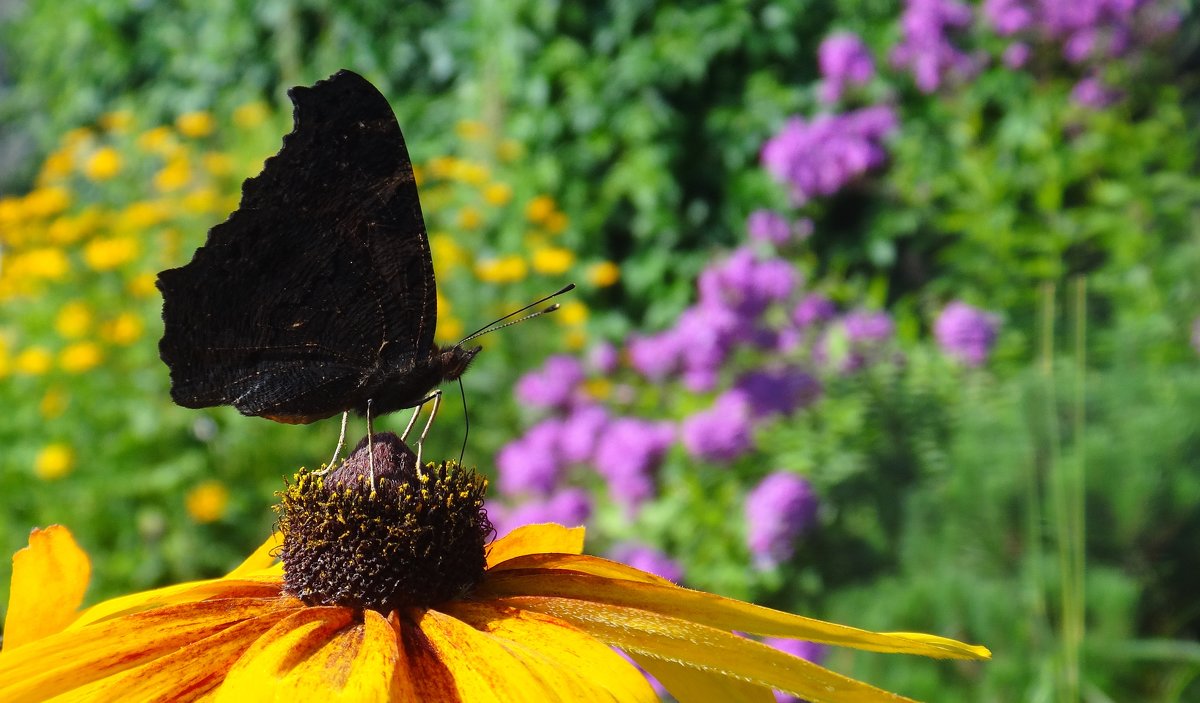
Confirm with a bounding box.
[2,1,1200,700]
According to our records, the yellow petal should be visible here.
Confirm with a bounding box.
[216,606,399,702]
[0,597,292,703]
[494,596,921,703]
[405,606,642,702]
[485,553,674,586]
[55,614,285,702]
[3,525,90,649]
[485,523,584,568]
[477,571,990,660]
[225,533,283,578]
[630,652,775,703]
[70,577,285,629]
[441,600,658,702]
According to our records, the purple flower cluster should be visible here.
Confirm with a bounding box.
[934,301,1001,366]
[889,0,979,93]
[594,418,676,512]
[488,488,592,539]
[681,391,755,464]
[731,368,822,419]
[747,210,813,247]
[608,542,685,583]
[761,105,898,204]
[515,354,585,409]
[817,32,876,104]
[745,472,819,568]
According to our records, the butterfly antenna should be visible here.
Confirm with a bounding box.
[456,283,575,347]
[457,377,469,467]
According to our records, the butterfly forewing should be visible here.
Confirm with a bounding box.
[157,70,437,423]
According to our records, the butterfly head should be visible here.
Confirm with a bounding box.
[438,344,482,381]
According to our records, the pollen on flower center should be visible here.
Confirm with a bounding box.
[276,432,491,613]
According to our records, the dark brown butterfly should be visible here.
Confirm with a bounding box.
[158,70,568,465]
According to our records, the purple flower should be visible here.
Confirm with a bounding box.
[762,106,898,203]
[515,354,585,409]
[490,488,593,538]
[698,248,799,318]
[817,32,875,104]
[890,0,978,93]
[559,404,610,464]
[792,294,837,328]
[763,637,828,702]
[593,418,676,511]
[627,330,682,381]
[731,368,822,419]
[496,418,564,496]
[747,209,792,246]
[681,391,754,463]
[1071,76,1118,108]
[1002,42,1031,68]
[609,543,685,582]
[745,472,819,568]
[587,341,619,374]
[842,309,894,344]
[983,0,1034,35]
[934,301,1001,366]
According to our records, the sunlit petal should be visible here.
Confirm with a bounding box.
[0,598,292,703]
[485,524,585,568]
[3,525,90,649]
[441,601,658,702]
[630,652,775,703]
[70,578,285,629]
[478,570,990,659]
[492,596,921,703]
[486,553,674,586]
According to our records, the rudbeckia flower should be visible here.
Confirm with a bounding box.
[0,434,989,702]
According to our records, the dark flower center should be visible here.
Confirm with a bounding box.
[276,432,492,613]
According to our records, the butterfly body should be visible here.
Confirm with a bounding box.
[158,70,470,425]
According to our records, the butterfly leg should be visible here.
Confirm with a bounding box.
[400,403,423,442]
[413,390,443,477]
[314,411,351,476]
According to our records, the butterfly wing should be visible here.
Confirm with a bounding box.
[158,70,437,423]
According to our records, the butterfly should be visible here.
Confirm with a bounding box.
[158,69,562,469]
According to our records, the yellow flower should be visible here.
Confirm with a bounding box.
[101,312,144,345]
[186,481,231,523]
[588,260,621,287]
[412,163,425,186]
[544,211,568,234]
[60,342,102,373]
[39,149,75,182]
[430,232,468,272]
[182,187,220,214]
[482,182,512,207]
[435,315,465,345]
[13,248,70,280]
[525,195,555,224]
[55,301,93,339]
[83,147,122,181]
[128,272,159,298]
[33,445,74,480]
[233,102,269,130]
[497,138,523,162]
[99,109,134,133]
[39,387,70,419]
[22,187,71,219]
[453,160,490,185]
[84,236,139,271]
[426,155,458,179]
[137,126,176,154]
[531,246,575,276]
[177,111,216,138]
[457,206,483,231]
[0,518,988,702]
[201,151,234,176]
[455,119,486,140]
[47,209,100,246]
[556,300,588,326]
[0,196,23,227]
[14,347,52,375]
[564,328,588,351]
[118,200,168,230]
[584,377,613,400]
[155,157,192,192]
[475,255,528,284]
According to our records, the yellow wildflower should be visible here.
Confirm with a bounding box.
[0,196,23,227]
[233,101,269,129]
[14,248,70,280]
[38,149,74,182]
[427,155,458,179]
[136,126,176,154]
[588,260,621,287]
[557,301,588,326]
[117,200,168,230]
[99,109,134,133]
[412,163,425,186]
[101,312,144,345]
[47,209,99,246]
[430,233,467,272]
[525,195,555,224]
[15,347,52,375]
[435,316,465,345]
[497,138,523,162]
[33,444,75,480]
[201,151,234,176]
[482,182,513,206]
[128,272,159,298]
[565,328,588,351]
[457,206,482,231]
[0,341,10,378]
[182,187,219,214]
[176,111,215,138]
[55,301,93,339]
[544,211,568,234]
[62,127,93,148]
[455,119,486,140]
[475,255,528,284]
[584,377,613,400]
[60,342,102,373]
[39,387,70,419]
[83,147,122,181]
[22,187,71,219]
[186,481,231,523]
[84,236,139,271]
[531,246,575,275]
[154,157,192,192]
[454,160,489,185]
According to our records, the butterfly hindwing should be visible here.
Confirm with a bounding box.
[157,70,437,422]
